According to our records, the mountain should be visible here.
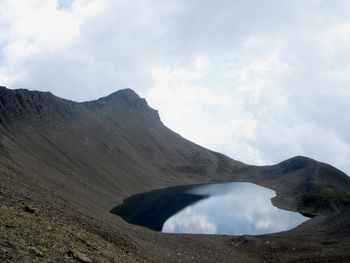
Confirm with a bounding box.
[1,86,350,263]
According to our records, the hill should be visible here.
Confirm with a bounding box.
[1,86,350,262]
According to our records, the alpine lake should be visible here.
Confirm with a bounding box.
[111,182,309,235]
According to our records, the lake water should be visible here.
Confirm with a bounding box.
[111,182,309,235]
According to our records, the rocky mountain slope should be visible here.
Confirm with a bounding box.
[1,86,350,262]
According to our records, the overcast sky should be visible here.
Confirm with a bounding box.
[1,0,350,174]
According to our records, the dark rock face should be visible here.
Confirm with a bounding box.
[0,87,74,123]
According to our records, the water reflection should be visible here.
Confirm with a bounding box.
[111,182,309,235]
[163,182,309,235]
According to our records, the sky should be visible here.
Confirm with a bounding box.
[0,0,350,174]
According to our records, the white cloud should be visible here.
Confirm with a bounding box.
[0,0,107,87]
[163,207,217,234]
[0,0,350,174]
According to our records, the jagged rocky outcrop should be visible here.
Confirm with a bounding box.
[0,86,74,124]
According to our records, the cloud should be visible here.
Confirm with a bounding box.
[162,206,217,234]
[0,0,350,174]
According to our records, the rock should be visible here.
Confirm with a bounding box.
[68,249,92,263]
[24,205,38,214]
[0,240,13,248]
[30,246,44,257]
[0,247,8,253]
[4,224,16,229]
[231,236,249,247]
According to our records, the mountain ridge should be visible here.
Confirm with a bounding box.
[0,86,160,125]
[1,86,350,262]
[0,86,349,201]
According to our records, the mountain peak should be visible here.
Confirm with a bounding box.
[97,88,141,105]
[110,88,140,98]
[85,88,161,121]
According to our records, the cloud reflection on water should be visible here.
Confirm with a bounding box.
[162,182,308,235]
